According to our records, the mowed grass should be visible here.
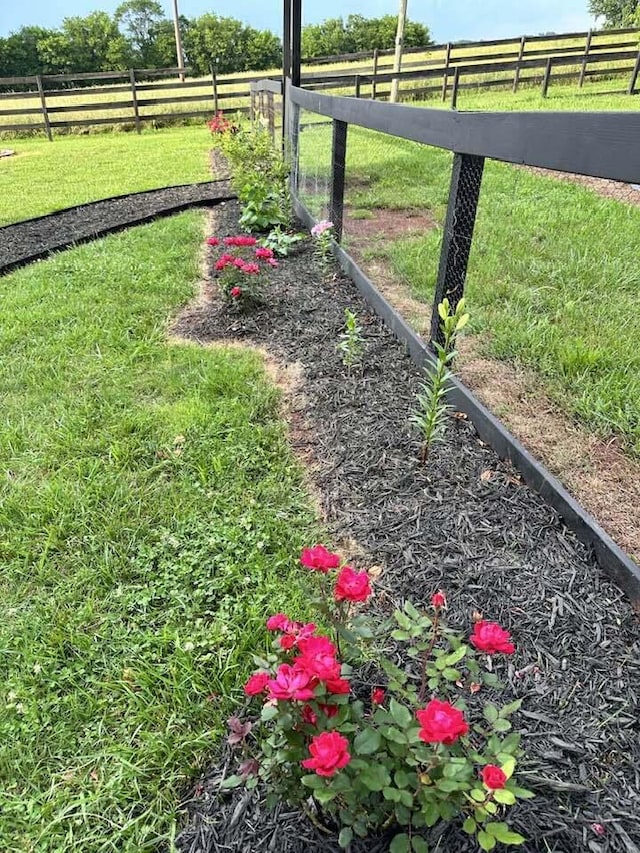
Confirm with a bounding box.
[0,126,213,225]
[297,124,640,454]
[0,212,315,851]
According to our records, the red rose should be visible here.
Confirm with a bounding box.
[230,286,242,298]
[300,545,341,572]
[481,765,507,790]
[318,703,339,717]
[241,262,260,275]
[255,247,274,259]
[266,613,292,632]
[324,676,350,695]
[266,663,316,702]
[244,671,269,696]
[470,621,515,655]
[431,591,446,609]
[301,731,350,777]
[206,237,219,246]
[334,566,371,603]
[372,687,386,705]
[301,705,318,725]
[416,699,469,745]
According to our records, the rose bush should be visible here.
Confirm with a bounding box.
[205,234,278,307]
[224,547,533,852]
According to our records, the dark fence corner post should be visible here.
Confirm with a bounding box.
[329,119,348,242]
[430,153,484,348]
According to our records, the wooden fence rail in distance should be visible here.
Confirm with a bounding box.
[1,26,638,139]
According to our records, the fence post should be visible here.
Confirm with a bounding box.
[430,153,484,349]
[441,42,452,102]
[289,100,300,197]
[267,89,275,141]
[541,56,552,98]
[211,66,219,114]
[451,67,460,110]
[329,119,348,243]
[628,47,640,94]
[513,36,526,92]
[371,48,379,99]
[579,29,593,87]
[354,74,361,98]
[129,69,141,134]
[36,75,52,142]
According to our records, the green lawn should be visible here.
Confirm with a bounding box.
[0,126,213,225]
[0,212,315,851]
[297,123,640,456]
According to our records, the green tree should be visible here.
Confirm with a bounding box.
[0,26,52,76]
[588,0,639,26]
[302,15,431,59]
[61,12,130,71]
[243,27,282,71]
[302,18,352,58]
[184,14,279,74]
[115,0,166,66]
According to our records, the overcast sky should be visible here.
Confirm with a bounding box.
[1,0,595,42]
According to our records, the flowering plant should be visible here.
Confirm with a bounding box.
[206,234,278,307]
[311,219,334,278]
[207,112,239,135]
[224,546,533,851]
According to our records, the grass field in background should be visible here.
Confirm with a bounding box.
[1,27,637,135]
[297,122,640,455]
[0,212,315,851]
[0,126,212,225]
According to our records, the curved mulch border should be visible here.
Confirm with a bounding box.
[174,200,640,853]
[0,179,235,276]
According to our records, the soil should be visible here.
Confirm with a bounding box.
[0,180,234,276]
[174,201,640,853]
[342,213,640,564]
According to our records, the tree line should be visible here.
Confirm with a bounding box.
[0,1,431,81]
[588,0,640,26]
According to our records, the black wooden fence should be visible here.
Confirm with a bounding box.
[284,79,640,601]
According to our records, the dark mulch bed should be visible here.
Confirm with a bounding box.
[174,200,640,853]
[0,180,234,275]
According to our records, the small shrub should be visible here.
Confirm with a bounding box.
[311,219,335,278]
[261,226,306,257]
[205,234,278,308]
[337,308,364,371]
[225,546,532,851]
[413,298,468,463]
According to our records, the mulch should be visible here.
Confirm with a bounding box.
[173,200,640,853]
[0,180,234,276]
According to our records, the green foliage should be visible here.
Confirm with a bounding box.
[0,213,316,850]
[183,13,281,75]
[412,298,468,463]
[302,14,431,59]
[234,563,532,848]
[588,0,639,26]
[261,226,306,257]
[337,307,365,371]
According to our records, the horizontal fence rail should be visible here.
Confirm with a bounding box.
[285,79,640,601]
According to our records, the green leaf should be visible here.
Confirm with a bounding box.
[483,704,499,723]
[411,837,429,853]
[261,703,278,722]
[383,786,402,803]
[391,629,412,641]
[313,787,337,805]
[485,822,526,844]
[360,764,391,791]
[421,800,440,827]
[220,774,243,789]
[443,645,468,666]
[301,774,325,789]
[462,817,477,834]
[499,699,522,718]
[478,830,497,851]
[470,788,486,802]
[354,727,382,755]
[390,834,411,853]
[436,779,461,792]
[390,699,412,728]
[399,789,414,808]
[382,726,408,744]
[512,786,535,800]
[442,667,462,681]
[394,610,414,630]
[501,757,516,780]
[493,719,512,733]
[494,789,517,805]
[338,827,353,849]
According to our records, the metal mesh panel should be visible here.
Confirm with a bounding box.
[295,108,333,220]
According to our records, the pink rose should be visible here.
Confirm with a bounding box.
[334,566,371,603]
[301,731,350,777]
[470,621,515,655]
[241,262,260,275]
[416,699,469,745]
[255,247,274,259]
[295,636,341,682]
[266,663,316,702]
[266,613,292,632]
[300,545,341,572]
[206,237,219,246]
[481,765,507,790]
[244,671,269,696]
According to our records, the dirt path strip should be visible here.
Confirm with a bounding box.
[0,180,235,276]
